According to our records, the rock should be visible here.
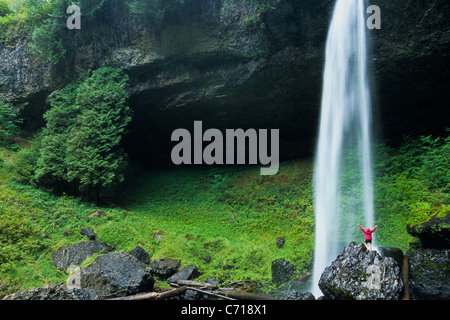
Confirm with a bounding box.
[2,284,98,300]
[130,246,150,264]
[407,213,450,249]
[80,251,154,298]
[276,237,285,248]
[150,257,181,279]
[377,246,405,271]
[167,265,200,283]
[277,279,315,300]
[52,241,115,272]
[271,258,296,286]
[319,242,404,300]
[154,233,165,243]
[407,248,450,300]
[80,228,96,240]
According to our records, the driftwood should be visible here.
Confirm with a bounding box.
[108,279,277,301]
[185,287,236,300]
[174,280,218,289]
[108,286,187,301]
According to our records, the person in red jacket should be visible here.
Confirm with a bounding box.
[358,224,378,251]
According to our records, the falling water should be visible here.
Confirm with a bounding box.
[311,0,374,297]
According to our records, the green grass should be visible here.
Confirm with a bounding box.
[0,131,448,294]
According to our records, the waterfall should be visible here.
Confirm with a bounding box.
[311,0,374,297]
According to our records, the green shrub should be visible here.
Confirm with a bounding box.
[29,18,66,65]
[0,101,22,147]
[0,0,11,17]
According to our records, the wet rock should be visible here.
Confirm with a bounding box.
[271,258,296,286]
[167,265,200,283]
[80,251,154,298]
[319,242,404,300]
[52,241,115,272]
[130,246,150,264]
[277,279,315,300]
[2,284,98,300]
[276,237,285,248]
[377,246,404,271]
[150,257,181,280]
[407,213,450,249]
[407,248,450,300]
[80,228,96,240]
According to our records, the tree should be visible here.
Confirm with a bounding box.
[35,82,80,190]
[36,67,131,202]
[65,67,132,203]
[0,0,11,17]
[0,101,22,147]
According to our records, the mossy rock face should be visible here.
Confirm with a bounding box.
[407,212,450,249]
[407,248,450,300]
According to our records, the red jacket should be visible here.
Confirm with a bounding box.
[359,225,377,240]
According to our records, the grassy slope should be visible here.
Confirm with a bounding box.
[1,133,449,293]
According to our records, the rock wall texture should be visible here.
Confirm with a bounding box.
[1,0,449,160]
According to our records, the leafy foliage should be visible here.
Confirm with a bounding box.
[0,101,22,147]
[66,67,132,197]
[29,18,66,65]
[36,67,131,201]
[0,0,11,16]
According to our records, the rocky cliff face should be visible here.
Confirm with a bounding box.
[1,0,449,161]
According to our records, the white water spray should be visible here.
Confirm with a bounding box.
[311,0,374,297]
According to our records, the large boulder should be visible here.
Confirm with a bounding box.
[52,241,115,272]
[167,265,200,283]
[2,284,98,300]
[319,242,404,300]
[407,213,450,249]
[271,258,296,286]
[149,257,181,280]
[80,251,154,298]
[407,248,450,300]
[130,246,151,264]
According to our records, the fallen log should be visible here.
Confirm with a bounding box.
[108,286,187,300]
[185,287,236,300]
[175,280,218,289]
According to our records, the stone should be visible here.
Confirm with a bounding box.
[407,213,450,249]
[167,265,200,283]
[276,237,285,248]
[2,284,98,300]
[407,248,450,300]
[319,242,404,300]
[277,279,315,300]
[52,241,115,272]
[80,251,154,298]
[79,228,96,240]
[130,246,150,264]
[271,258,296,286]
[150,257,181,279]
[377,246,404,268]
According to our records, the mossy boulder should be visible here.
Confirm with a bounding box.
[407,212,450,249]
